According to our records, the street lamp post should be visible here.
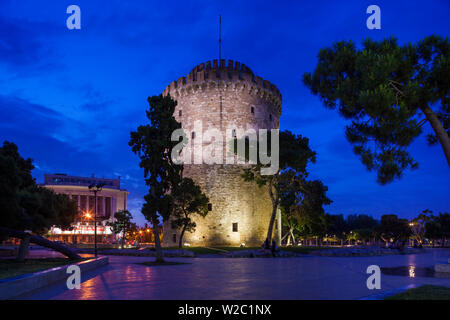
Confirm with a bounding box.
[88,183,105,258]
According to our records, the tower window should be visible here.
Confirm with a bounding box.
[172,234,177,243]
[208,203,212,211]
[192,132,195,139]
[232,129,236,137]
[269,114,272,121]
[232,223,238,232]
[251,107,254,114]
[179,110,182,117]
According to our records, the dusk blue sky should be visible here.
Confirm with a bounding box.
[0,0,448,226]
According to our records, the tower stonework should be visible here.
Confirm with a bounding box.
[162,59,282,247]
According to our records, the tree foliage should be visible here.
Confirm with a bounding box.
[410,209,432,246]
[294,179,331,240]
[346,214,378,230]
[424,211,450,246]
[171,178,209,248]
[236,130,316,243]
[0,141,78,260]
[0,141,77,235]
[108,210,133,248]
[326,214,348,244]
[376,214,411,248]
[129,95,186,262]
[280,175,331,245]
[303,35,450,184]
[326,213,379,245]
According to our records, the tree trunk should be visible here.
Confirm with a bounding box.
[178,225,186,249]
[421,105,450,166]
[266,179,279,243]
[121,230,125,249]
[152,220,164,263]
[266,205,277,243]
[285,227,293,246]
[290,231,295,246]
[340,239,344,247]
[16,234,31,262]
[0,227,81,260]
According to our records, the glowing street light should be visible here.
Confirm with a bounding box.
[88,183,105,258]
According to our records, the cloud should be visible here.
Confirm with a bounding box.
[0,12,58,72]
[0,19,42,66]
[0,95,63,132]
[0,92,149,224]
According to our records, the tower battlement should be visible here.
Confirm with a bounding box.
[162,59,282,113]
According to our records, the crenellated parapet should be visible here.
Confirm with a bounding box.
[162,59,282,114]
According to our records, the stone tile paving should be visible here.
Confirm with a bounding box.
[14,248,450,300]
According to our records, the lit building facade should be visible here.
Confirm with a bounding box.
[161,60,282,246]
[42,173,129,244]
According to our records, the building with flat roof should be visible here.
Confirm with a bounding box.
[42,173,129,244]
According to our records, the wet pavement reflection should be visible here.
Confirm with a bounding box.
[14,248,450,300]
[381,265,450,279]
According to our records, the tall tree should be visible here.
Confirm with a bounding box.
[0,141,79,261]
[424,217,442,247]
[303,35,450,184]
[295,179,332,246]
[424,212,449,247]
[346,214,378,245]
[278,172,305,246]
[326,214,349,246]
[437,212,450,247]
[376,214,411,249]
[108,210,133,249]
[171,178,209,248]
[347,214,379,230]
[410,209,432,247]
[349,228,375,245]
[280,209,300,246]
[0,146,23,235]
[126,222,139,244]
[236,130,316,244]
[129,95,185,263]
[279,179,302,246]
[0,141,35,189]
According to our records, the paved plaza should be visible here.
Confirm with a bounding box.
[16,248,450,300]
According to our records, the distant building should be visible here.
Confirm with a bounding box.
[42,173,129,244]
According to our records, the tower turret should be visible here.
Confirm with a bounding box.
[162,59,282,246]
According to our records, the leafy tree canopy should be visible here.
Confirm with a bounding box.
[376,214,411,246]
[0,141,77,239]
[129,94,186,261]
[171,178,209,248]
[108,210,133,248]
[280,175,331,242]
[347,214,378,230]
[303,35,450,184]
[236,130,317,243]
